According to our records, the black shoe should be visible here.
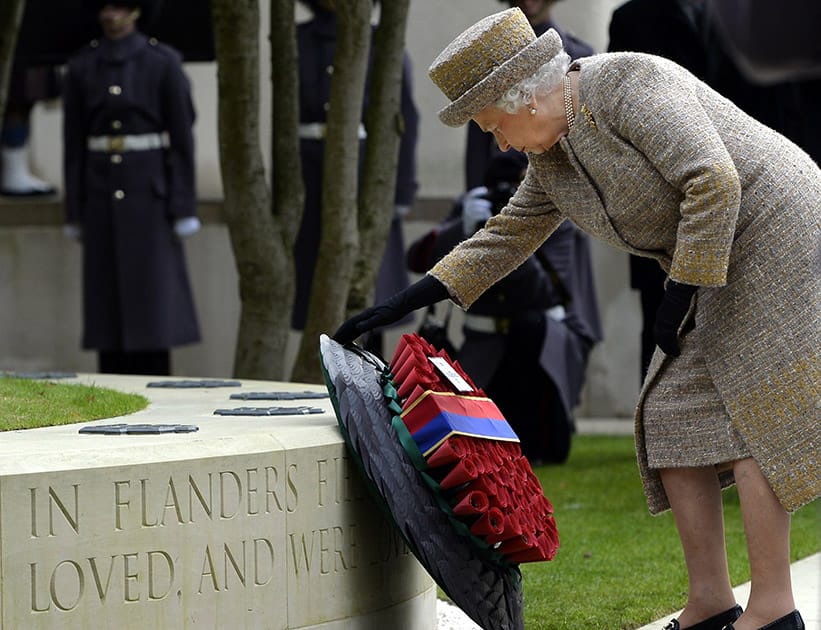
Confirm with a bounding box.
[664,605,743,630]
[722,609,805,630]
[0,185,56,197]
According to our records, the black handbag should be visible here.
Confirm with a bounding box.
[417,303,456,355]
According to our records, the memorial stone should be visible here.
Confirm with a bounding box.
[0,374,436,629]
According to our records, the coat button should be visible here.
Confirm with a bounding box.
[111,120,122,130]
[326,65,334,75]
[114,190,125,200]
[111,154,123,164]
[108,85,122,95]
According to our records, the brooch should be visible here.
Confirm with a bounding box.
[580,103,597,130]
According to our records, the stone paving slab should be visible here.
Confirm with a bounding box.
[636,553,820,630]
[437,553,820,629]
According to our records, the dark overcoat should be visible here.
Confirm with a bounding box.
[292,11,419,330]
[63,31,200,352]
[608,0,709,77]
[608,0,821,170]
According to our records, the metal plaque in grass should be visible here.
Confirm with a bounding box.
[319,334,523,630]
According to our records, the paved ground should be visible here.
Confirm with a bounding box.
[636,553,820,630]
[436,418,820,630]
[436,553,820,628]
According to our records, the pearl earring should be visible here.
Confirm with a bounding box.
[529,107,537,115]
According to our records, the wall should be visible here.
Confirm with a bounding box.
[7,0,640,416]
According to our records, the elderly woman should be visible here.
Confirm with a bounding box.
[334,8,819,630]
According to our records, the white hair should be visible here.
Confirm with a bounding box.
[495,50,572,113]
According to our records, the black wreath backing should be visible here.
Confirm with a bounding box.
[319,334,524,630]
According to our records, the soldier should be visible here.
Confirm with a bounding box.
[293,0,419,354]
[62,0,201,376]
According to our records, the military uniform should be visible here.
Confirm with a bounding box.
[293,9,419,331]
[63,31,200,371]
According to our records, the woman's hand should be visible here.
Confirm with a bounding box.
[333,303,405,345]
[653,280,698,356]
[333,275,449,345]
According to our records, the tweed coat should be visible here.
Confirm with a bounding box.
[430,52,821,514]
[608,0,717,383]
[63,32,200,352]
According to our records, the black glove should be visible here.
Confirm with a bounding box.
[333,275,450,345]
[653,279,698,357]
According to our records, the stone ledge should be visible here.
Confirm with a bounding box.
[0,373,436,629]
[0,197,453,226]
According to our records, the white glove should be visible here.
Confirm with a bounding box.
[461,186,492,237]
[63,223,82,241]
[173,216,201,238]
[394,204,411,218]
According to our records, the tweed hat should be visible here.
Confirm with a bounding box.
[429,7,564,127]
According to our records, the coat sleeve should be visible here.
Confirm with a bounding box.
[430,167,565,308]
[593,56,741,287]
[159,50,197,219]
[62,58,87,225]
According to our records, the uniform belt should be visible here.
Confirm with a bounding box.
[87,132,169,152]
[298,122,367,140]
[463,313,511,334]
[463,306,567,335]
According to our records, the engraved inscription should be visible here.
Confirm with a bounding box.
[30,549,175,612]
[17,452,413,619]
[288,517,410,577]
[112,465,298,532]
[29,485,80,538]
[316,456,368,507]
[197,539,275,593]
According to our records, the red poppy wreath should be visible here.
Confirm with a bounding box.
[319,333,560,630]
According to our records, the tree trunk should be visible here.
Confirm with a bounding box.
[211,0,288,380]
[0,0,25,125]
[290,0,372,384]
[271,0,303,249]
[346,0,410,316]
[270,0,303,378]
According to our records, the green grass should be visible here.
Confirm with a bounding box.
[0,377,149,431]
[514,435,820,629]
